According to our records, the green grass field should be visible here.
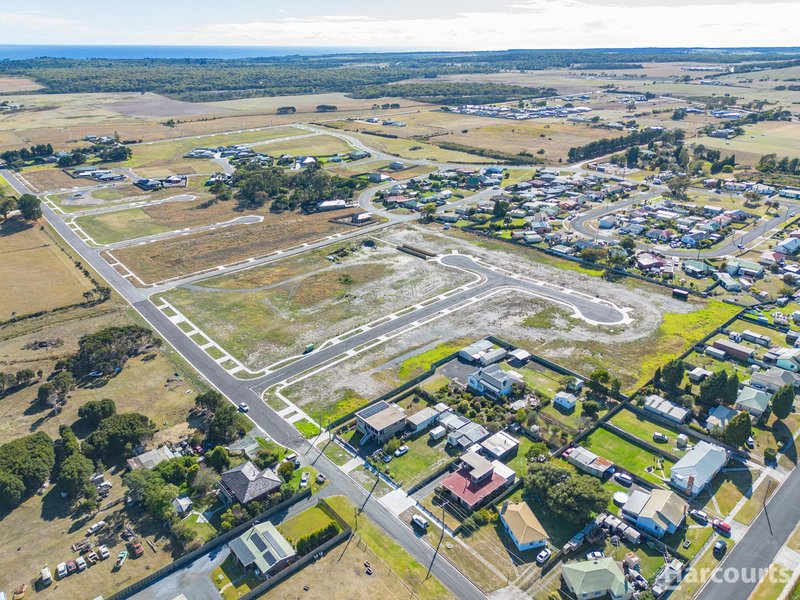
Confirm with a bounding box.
[389,434,458,489]
[76,207,173,243]
[582,428,675,485]
[609,409,698,456]
[253,134,354,157]
[277,506,335,543]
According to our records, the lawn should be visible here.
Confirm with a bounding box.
[582,428,675,485]
[321,440,354,466]
[305,388,368,426]
[325,496,454,600]
[540,399,606,432]
[748,562,794,600]
[397,340,467,379]
[350,465,395,498]
[183,511,219,543]
[211,554,262,600]
[670,537,735,600]
[0,220,95,319]
[277,506,335,544]
[389,434,458,489]
[609,409,698,456]
[662,524,715,561]
[506,436,537,477]
[294,418,322,438]
[696,465,759,517]
[733,476,778,525]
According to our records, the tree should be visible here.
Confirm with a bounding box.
[721,372,739,406]
[421,203,436,221]
[383,438,402,454]
[652,367,662,387]
[0,471,25,507]
[587,369,611,397]
[78,398,117,425]
[0,196,16,220]
[661,359,685,388]
[665,176,690,199]
[699,370,727,406]
[523,462,609,524]
[772,385,795,420]
[0,432,55,503]
[492,200,509,219]
[722,411,752,447]
[206,446,231,472]
[277,460,295,481]
[82,412,155,459]
[17,194,42,221]
[195,390,225,413]
[57,452,94,498]
[206,404,244,445]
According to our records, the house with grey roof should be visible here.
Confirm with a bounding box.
[670,441,728,497]
[643,394,690,424]
[229,522,296,577]
[355,400,407,444]
[735,386,771,419]
[750,367,800,393]
[467,363,523,400]
[219,461,282,505]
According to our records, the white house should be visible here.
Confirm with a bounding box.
[554,391,578,411]
[621,489,687,538]
[670,441,728,497]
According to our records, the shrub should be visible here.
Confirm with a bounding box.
[295,521,341,556]
[764,447,778,462]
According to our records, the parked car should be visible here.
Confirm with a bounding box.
[41,567,52,586]
[411,515,429,530]
[394,445,409,457]
[713,540,728,555]
[66,561,77,575]
[689,509,708,523]
[746,436,755,449]
[536,548,552,565]
[586,551,604,560]
[316,473,326,484]
[97,545,110,560]
[238,402,249,413]
[75,557,87,571]
[712,519,731,534]
[86,520,106,536]
[614,472,633,486]
[56,563,68,579]
[652,432,668,443]
[115,550,128,569]
[285,453,300,467]
[300,472,310,488]
[85,551,98,565]
[131,542,144,558]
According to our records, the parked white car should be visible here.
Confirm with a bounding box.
[394,445,409,457]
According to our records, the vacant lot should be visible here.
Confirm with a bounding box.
[0,220,95,319]
[73,194,262,245]
[0,76,41,92]
[609,408,699,456]
[165,239,473,368]
[19,165,81,192]
[112,208,361,284]
[252,133,353,157]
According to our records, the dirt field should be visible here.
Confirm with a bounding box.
[162,237,475,368]
[274,224,735,417]
[19,166,83,193]
[111,208,362,284]
[0,220,95,319]
[0,76,42,92]
[105,92,233,117]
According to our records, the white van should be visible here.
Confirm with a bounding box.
[41,566,53,586]
[411,514,429,530]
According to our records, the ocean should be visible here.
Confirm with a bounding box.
[0,45,394,61]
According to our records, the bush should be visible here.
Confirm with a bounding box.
[295,521,340,556]
[764,447,778,462]
[383,438,402,455]
[277,461,295,481]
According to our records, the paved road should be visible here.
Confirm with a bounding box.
[695,467,800,600]
[0,168,487,600]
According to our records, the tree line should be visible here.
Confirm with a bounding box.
[350,82,556,105]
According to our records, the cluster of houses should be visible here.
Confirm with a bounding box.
[133,174,188,191]
[447,98,593,121]
[612,198,753,249]
[360,117,406,127]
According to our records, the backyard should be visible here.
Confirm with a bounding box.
[581,428,675,485]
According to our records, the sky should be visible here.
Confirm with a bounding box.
[1,0,797,50]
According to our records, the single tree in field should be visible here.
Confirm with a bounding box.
[0,195,15,220]
[772,384,796,420]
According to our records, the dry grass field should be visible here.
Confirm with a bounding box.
[18,165,82,193]
[111,208,361,283]
[696,120,800,167]
[252,133,354,157]
[0,76,42,92]
[0,220,95,319]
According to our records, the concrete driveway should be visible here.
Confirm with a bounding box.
[130,545,229,600]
